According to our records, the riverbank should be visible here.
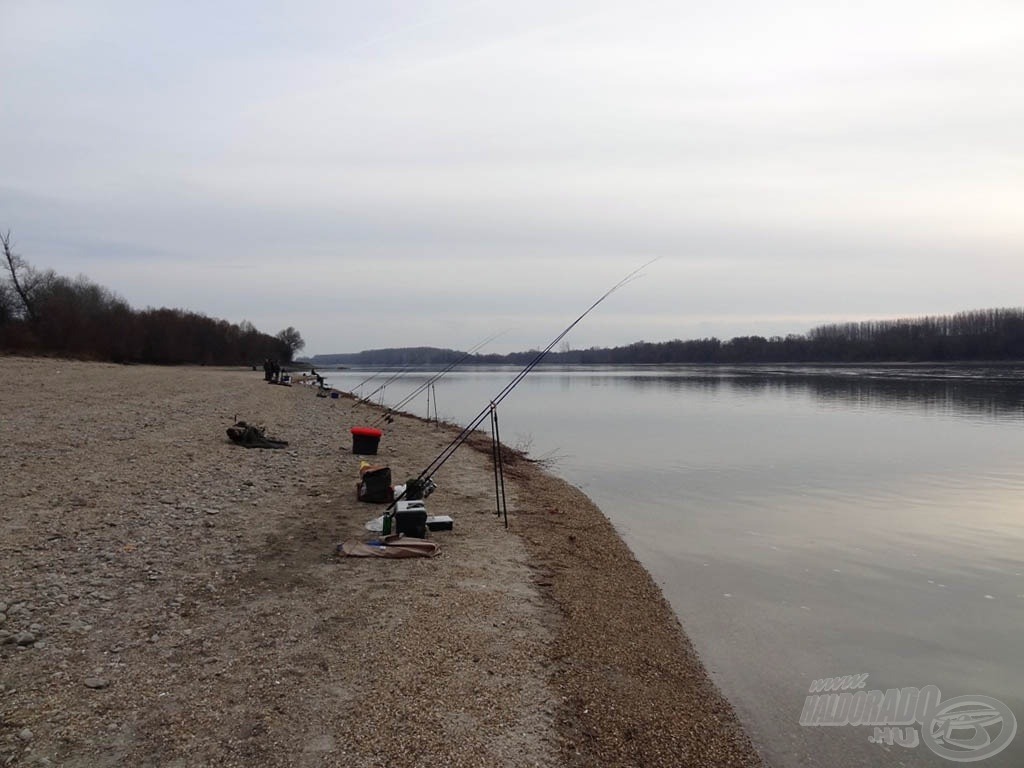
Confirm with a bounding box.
[0,358,762,767]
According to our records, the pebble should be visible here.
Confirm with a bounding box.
[4,362,767,768]
[15,631,36,646]
[18,727,33,741]
[83,677,110,689]
[304,734,336,752]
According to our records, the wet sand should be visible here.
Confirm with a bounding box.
[0,357,762,767]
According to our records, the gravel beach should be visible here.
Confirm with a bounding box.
[0,358,763,767]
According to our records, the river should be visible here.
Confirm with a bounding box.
[324,364,1024,767]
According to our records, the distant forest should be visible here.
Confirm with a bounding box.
[1,231,303,365]
[309,307,1024,366]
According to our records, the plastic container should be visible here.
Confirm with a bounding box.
[395,500,426,514]
[351,426,383,455]
[395,509,427,538]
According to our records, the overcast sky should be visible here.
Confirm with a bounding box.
[2,1,1021,355]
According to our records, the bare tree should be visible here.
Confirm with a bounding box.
[1,230,53,323]
[0,278,14,325]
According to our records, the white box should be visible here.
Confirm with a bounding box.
[395,500,426,513]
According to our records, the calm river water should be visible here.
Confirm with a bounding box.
[325,364,1024,767]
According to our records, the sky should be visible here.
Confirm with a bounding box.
[2,1,1022,356]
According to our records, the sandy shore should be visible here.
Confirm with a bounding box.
[0,358,762,767]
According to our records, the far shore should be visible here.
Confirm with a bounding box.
[0,357,762,767]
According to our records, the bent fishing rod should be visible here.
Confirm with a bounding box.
[389,258,656,508]
[370,331,505,427]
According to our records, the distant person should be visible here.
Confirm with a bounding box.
[263,358,272,381]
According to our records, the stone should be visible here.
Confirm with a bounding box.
[83,677,109,689]
[14,631,36,646]
[18,727,33,741]
[304,735,336,752]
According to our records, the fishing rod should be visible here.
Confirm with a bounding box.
[370,331,505,426]
[390,258,656,508]
[351,365,415,408]
[348,367,394,398]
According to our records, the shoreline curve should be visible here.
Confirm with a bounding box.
[0,358,763,767]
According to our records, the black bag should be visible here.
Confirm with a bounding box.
[358,466,393,503]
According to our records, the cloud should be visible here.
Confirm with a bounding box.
[2,1,1022,355]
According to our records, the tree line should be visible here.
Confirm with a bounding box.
[310,307,1024,366]
[310,347,468,367]
[1,231,304,365]
[526,308,1024,364]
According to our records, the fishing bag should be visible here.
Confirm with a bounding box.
[357,466,393,503]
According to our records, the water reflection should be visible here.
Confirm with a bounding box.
[575,366,1024,421]
[325,363,1024,766]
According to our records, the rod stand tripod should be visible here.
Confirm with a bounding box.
[426,382,439,425]
[489,402,508,528]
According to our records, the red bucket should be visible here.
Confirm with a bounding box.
[351,426,383,455]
